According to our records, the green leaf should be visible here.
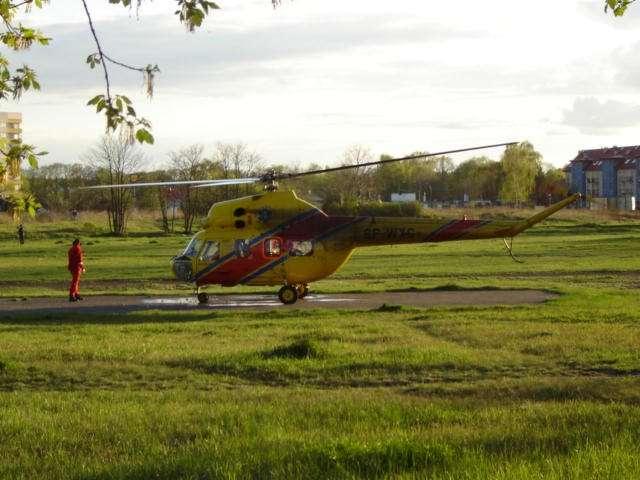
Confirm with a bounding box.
[27,154,38,169]
[87,94,103,106]
[135,128,154,144]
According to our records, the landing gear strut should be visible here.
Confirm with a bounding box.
[296,284,309,299]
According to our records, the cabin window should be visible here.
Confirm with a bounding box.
[183,237,202,257]
[234,239,250,258]
[199,241,220,262]
[264,238,282,257]
[290,240,313,256]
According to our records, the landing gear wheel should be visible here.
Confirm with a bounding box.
[197,292,209,304]
[296,284,309,299]
[278,285,299,305]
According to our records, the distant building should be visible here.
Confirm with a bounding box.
[390,192,417,203]
[0,112,23,192]
[0,112,22,143]
[565,145,640,210]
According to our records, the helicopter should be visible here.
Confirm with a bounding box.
[84,142,580,304]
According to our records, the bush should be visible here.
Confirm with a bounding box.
[323,201,423,217]
[262,338,326,360]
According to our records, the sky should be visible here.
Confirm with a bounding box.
[9,0,640,170]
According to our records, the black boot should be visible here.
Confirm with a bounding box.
[69,296,77,302]
[75,295,84,301]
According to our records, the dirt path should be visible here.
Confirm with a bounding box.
[0,290,557,315]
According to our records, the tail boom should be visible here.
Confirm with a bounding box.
[351,194,581,247]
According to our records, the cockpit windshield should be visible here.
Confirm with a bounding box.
[182,237,203,258]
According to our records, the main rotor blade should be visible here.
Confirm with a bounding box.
[190,178,261,189]
[276,141,519,180]
[80,177,261,190]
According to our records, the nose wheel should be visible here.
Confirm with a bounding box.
[197,291,209,304]
[278,284,309,304]
[278,285,298,304]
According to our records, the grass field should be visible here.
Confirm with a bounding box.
[1,209,640,479]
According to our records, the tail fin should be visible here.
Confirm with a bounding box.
[508,193,581,236]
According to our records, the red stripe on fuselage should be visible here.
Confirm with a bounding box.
[199,213,357,286]
[428,220,486,242]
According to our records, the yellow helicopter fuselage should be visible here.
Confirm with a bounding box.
[171,190,580,289]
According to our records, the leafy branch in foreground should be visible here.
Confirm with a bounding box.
[0,0,49,101]
[81,0,156,144]
[0,138,47,220]
[605,0,637,16]
[0,0,49,218]
[86,94,153,144]
[0,140,47,170]
[6,191,40,220]
[0,0,281,219]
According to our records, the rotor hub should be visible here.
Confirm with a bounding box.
[261,170,280,191]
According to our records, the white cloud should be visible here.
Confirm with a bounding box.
[561,96,640,134]
[6,0,640,170]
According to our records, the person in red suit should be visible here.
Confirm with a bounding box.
[68,238,85,302]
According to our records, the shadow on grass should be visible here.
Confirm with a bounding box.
[404,377,640,405]
[261,338,327,360]
[0,311,223,326]
[388,284,561,296]
[73,438,456,480]
[163,353,537,388]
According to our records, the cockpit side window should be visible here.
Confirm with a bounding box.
[234,239,251,258]
[199,241,220,262]
[290,240,313,256]
[183,237,203,257]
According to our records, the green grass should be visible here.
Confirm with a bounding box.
[2,213,640,297]
[1,211,640,478]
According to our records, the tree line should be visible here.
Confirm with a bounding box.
[20,137,568,235]
[0,0,625,227]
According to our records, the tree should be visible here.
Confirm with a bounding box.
[499,142,542,206]
[534,165,568,205]
[375,157,411,201]
[86,135,146,235]
[0,0,628,214]
[451,156,502,202]
[0,0,278,218]
[336,145,376,203]
[170,144,208,234]
[374,155,440,202]
[0,142,46,221]
[211,142,262,199]
[426,156,454,202]
[25,163,101,212]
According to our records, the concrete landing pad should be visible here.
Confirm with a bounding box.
[0,290,557,315]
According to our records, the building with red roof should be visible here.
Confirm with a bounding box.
[565,145,639,209]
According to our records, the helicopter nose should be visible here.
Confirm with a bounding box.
[171,255,193,282]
